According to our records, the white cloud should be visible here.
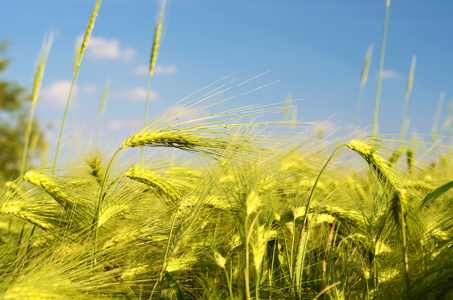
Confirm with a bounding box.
[41,80,78,107]
[112,87,158,101]
[41,81,99,107]
[107,118,142,131]
[80,36,137,62]
[377,70,403,80]
[134,64,178,75]
[81,84,98,94]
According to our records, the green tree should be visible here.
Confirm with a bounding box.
[0,40,47,183]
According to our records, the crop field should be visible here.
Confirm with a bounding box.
[1,1,452,299]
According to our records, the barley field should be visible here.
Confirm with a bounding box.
[1,1,452,299]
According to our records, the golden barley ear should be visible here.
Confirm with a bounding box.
[347,140,399,190]
[124,165,183,201]
[23,170,75,209]
[87,155,105,186]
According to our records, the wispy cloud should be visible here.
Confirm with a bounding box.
[134,64,178,75]
[41,80,78,107]
[377,70,403,80]
[107,118,143,131]
[112,87,158,101]
[80,36,136,62]
[81,84,98,94]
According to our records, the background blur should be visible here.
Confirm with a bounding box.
[1,0,452,150]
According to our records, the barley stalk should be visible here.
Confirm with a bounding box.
[52,0,102,174]
[432,92,445,142]
[401,55,417,139]
[372,0,391,139]
[95,78,110,148]
[144,0,167,162]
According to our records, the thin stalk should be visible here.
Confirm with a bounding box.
[20,35,52,176]
[52,0,102,174]
[432,92,445,142]
[401,55,417,140]
[143,0,166,160]
[356,46,373,127]
[92,147,122,254]
[372,0,391,140]
[150,202,180,300]
[224,265,234,300]
[95,78,110,148]
[245,212,260,300]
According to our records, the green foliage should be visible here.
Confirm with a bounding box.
[0,41,47,183]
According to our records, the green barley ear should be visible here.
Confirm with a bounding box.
[73,38,82,78]
[53,0,102,174]
[401,55,417,139]
[87,155,105,186]
[23,170,75,209]
[20,34,53,176]
[406,147,414,174]
[148,0,166,79]
[124,165,182,201]
[356,45,372,126]
[372,0,391,139]
[388,189,411,292]
[347,140,399,190]
[76,0,102,74]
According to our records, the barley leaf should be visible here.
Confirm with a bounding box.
[419,181,453,210]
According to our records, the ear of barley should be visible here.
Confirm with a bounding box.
[121,128,235,157]
[20,35,53,176]
[23,170,75,209]
[148,0,166,78]
[76,0,101,72]
[347,140,399,190]
[388,189,411,291]
[87,156,105,185]
[0,203,54,230]
[96,204,129,228]
[124,165,182,201]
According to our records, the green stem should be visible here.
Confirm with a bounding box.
[224,264,234,300]
[52,75,78,174]
[150,203,180,300]
[372,0,391,139]
[92,148,122,254]
[20,101,37,177]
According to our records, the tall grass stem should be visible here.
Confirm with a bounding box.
[372,0,391,139]
[52,0,102,174]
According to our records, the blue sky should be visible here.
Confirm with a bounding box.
[1,0,453,152]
